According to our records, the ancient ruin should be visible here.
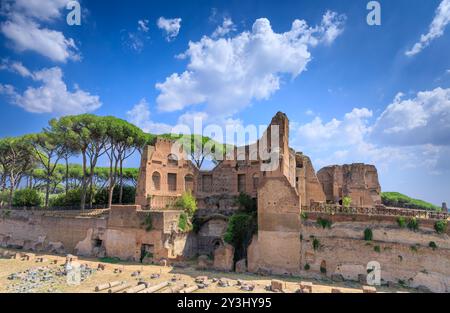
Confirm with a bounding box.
[1,112,449,292]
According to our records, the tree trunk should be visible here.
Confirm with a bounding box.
[118,159,124,204]
[8,177,15,209]
[65,156,69,196]
[80,152,87,210]
[107,149,115,209]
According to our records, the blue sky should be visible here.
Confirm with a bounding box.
[0,0,449,205]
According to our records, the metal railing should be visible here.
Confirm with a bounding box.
[302,204,449,220]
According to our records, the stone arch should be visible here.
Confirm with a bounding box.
[151,171,161,191]
[211,238,223,250]
[168,154,178,167]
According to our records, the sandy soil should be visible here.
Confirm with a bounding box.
[0,249,415,293]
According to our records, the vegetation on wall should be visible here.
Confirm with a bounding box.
[224,193,258,262]
[174,191,197,217]
[316,217,332,229]
[407,217,419,232]
[141,214,153,232]
[235,192,257,213]
[364,228,373,241]
[434,220,447,234]
[381,192,440,211]
[397,217,407,228]
[312,237,321,251]
[342,196,352,208]
[429,241,438,250]
[178,212,191,232]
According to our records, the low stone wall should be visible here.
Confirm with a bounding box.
[0,209,107,254]
[298,217,450,292]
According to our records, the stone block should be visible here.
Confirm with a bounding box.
[271,279,283,292]
[235,259,247,273]
[362,285,377,293]
[213,243,234,272]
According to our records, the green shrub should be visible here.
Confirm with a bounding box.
[49,188,82,207]
[410,245,418,252]
[434,220,447,234]
[223,212,257,262]
[374,245,381,253]
[317,217,332,229]
[429,241,437,250]
[174,191,197,216]
[94,186,136,205]
[300,212,308,220]
[304,263,310,271]
[12,189,42,207]
[407,217,419,231]
[397,217,407,228]
[178,212,192,232]
[235,192,257,213]
[364,228,373,241]
[342,196,352,208]
[312,238,321,251]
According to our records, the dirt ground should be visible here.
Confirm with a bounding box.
[0,249,415,293]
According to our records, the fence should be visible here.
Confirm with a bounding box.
[302,204,449,220]
[1,204,108,211]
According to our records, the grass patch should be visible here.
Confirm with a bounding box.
[410,245,419,252]
[98,257,121,264]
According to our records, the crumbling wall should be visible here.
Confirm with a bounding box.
[299,216,450,292]
[317,163,381,207]
[0,210,106,254]
[248,176,301,275]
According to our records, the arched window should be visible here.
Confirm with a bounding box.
[168,154,178,167]
[152,172,161,191]
[252,173,259,190]
[185,174,194,192]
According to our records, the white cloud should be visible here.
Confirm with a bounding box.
[212,17,236,38]
[293,108,373,150]
[0,66,101,114]
[0,59,33,78]
[138,19,149,32]
[126,98,173,134]
[406,0,450,56]
[292,87,450,175]
[156,12,345,117]
[122,20,151,53]
[157,17,182,41]
[0,0,79,62]
[371,87,450,146]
